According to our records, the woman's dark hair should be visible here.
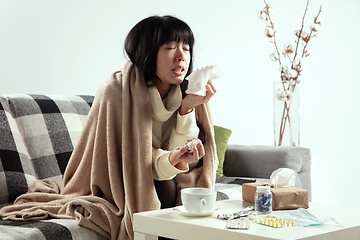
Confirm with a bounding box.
[124,15,206,145]
[124,15,195,88]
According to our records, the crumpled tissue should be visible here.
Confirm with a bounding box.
[185,65,225,96]
[269,168,302,189]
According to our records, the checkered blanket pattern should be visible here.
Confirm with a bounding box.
[0,93,245,240]
[0,94,107,240]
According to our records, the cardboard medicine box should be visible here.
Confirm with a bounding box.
[242,182,309,210]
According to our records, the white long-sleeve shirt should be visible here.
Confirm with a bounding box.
[148,84,199,180]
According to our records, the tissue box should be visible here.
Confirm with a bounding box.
[242,182,309,210]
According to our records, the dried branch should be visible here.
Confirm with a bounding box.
[293,0,309,63]
[302,5,323,58]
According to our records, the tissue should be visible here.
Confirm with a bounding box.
[185,65,225,96]
[242,168,308,210]
[269,168,302,188]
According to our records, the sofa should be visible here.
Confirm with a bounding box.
[0,94,311,240]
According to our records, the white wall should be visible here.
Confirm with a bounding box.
[1,0,359,207]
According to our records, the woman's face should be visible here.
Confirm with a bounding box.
[156,41,191,86]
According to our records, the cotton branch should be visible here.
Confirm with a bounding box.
[263,0,282,65]
[293,0,310,63]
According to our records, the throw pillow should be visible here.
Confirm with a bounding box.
[214,125,232,177]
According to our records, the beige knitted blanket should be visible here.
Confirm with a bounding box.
[0,62,218,240]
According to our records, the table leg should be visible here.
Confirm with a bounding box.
[134,232,158,240]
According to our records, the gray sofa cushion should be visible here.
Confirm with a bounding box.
[223,145,311,197]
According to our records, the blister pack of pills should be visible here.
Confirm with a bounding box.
[253,217,295,228]
[226,218,250,230]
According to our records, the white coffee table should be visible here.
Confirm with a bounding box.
[133,199,360,240]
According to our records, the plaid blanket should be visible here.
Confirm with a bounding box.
[0,218,107,240]
[0,93,241,240]
[0,94,107,240]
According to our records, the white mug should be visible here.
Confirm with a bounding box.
[181,188,217,213]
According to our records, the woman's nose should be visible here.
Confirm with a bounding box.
[175,49,185,62]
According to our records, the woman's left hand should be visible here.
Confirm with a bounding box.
[169,138,205,168]
[180,80,217,115]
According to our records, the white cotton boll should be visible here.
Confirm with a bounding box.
[276,89,285,100]
[279,64,289,72]
[269,52,279,61]
[310,23,321,32]
[284,68,297,80]
[283,44,295,56]
[276,89,290,101]
[257,11,267,20]
[292,58,302,69]
[301,31,310,42]
[293,58,301,66]
[265,28,275,38]
[285,69,293,80]
[290,69,298,79]
[301,31,308,38]
[290,80,297,86]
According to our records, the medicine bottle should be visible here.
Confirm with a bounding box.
[255,186,272,214]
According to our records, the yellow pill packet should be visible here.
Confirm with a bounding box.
[252,216,295,228]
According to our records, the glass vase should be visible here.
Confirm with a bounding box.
[274,80,300,146]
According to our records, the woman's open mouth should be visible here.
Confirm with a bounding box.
[172,67,185,76]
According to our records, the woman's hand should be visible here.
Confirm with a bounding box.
[169,138,205,169]
[180,80,217,115]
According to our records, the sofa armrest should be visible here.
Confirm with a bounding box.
[223,145,311,196]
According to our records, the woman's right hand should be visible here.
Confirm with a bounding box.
[169,138,205,169]
[179,80,217,115]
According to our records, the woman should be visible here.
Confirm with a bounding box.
[124,15,217,209]
[0,15,218,240]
